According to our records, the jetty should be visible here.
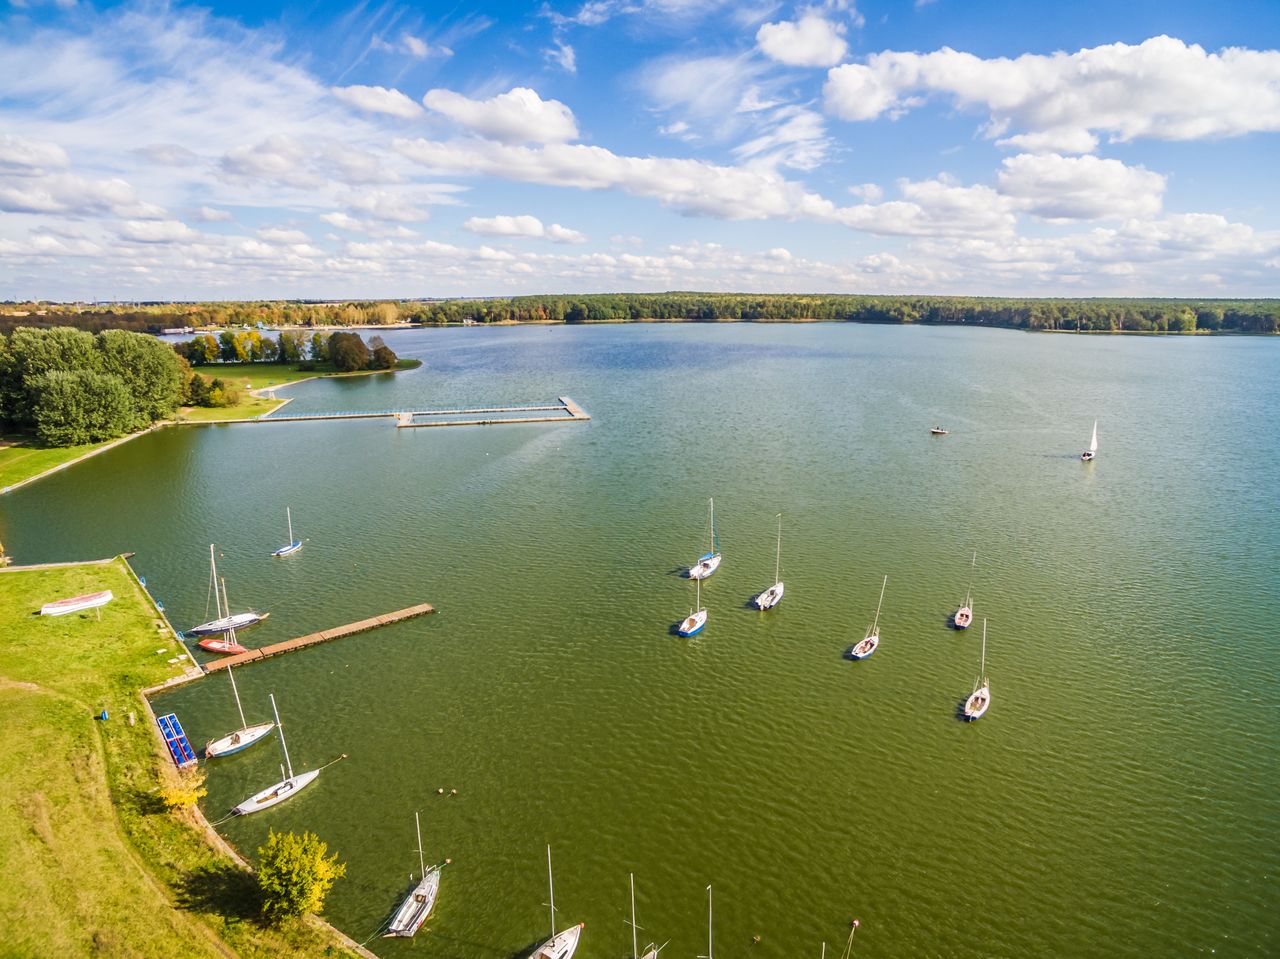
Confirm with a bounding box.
[179,396,590,428]
[203,603,435,672]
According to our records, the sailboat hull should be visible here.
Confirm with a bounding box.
[847,634,879,659]
[754,581,784,610]
[234,769,320,814]
[953,606,973,629]
[530,924,584,959]
[197,635,248,655]
[1081,451,1095,461]
[689,553,721,579]
[205,722,275,759]
[963,684,991,720]
[189,611,268,635]
[272,541,302,557]
[677,610,707,636]
[384,867,441,937]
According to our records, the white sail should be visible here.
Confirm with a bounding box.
[1089,420,1098,454]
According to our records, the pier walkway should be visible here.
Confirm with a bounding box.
[203,602,435,672]
[182,396,590,428]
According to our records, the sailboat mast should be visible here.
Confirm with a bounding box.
[775,513,782,582]
[227,664,247,728]
[708,497,715,552]
[270,694,294,780]
[286,507,293,544]
[415,811,425,879]
[965,551,976,607]
[707,884,714,959]
[696,577,701,611]
[209,544,222,618]
[980,621,988,680]
[546,844,556,939]
[630,873,639,959]
[872,575,887,632]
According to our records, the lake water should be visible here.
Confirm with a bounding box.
[4,323,1277,958]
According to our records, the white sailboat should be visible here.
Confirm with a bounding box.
[628,873,665,959]
[271,507,302,557]
[204,664,274,758]
[677,577,707,637]
[753,513,784,611]
[954,551,976,629]
[1081,420,1098,462]
[384,811,442,938]
[233,694,320,814]
[189,544,268,635]
[197,578,249,655]
[529,845,583,959]
[963,621,992,720]
[847,575,887,660]
[689,498,722,580]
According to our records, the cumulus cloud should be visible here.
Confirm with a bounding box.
[824,36,1280,152]
[332,85,424,119]
[0,134,71,172]
[118,219,196,243]
[463,214,587,243]
[757,13,848,68]
[421,87,579,144]
[196,206,232,222]
[0,173,165,218]
[258,226,310,244]
[220,135,322,188]
[996,154,1167,220]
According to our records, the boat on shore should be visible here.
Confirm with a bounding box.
[688,498,722,580]
[233,694,321,814]
[963,622,992,720]
[271,506,302,557]
[847,575,887,660]
[384,811,443,938]
[529,845,583,959]
[953,551,976,629]
[40,589,113,616]
[677,578,707,637]
[205,663,274,758]
[753,513,784,611]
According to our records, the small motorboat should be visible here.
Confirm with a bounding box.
[930,427,949,435]
[40,589,113,616]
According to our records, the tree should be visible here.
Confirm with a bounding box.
[328,331,369,372]
[308,331,329,362]
[368,344,398,370]
[96,329,183,427]
[1,326,100,429]
[159,767,207,810]
[29,369,137,446]
[256,830,346,924]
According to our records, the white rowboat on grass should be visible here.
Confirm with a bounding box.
[40,590,113,616]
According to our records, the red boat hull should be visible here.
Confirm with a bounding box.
[197,636,247,655]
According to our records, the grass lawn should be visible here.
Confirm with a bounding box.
[0,559,362,958]
[0,434,118,490]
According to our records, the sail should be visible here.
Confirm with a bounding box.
[1089,420,1098,453]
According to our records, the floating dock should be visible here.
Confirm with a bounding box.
[178,397,590,428]
[202,603,436,672]
[157,713,198,768]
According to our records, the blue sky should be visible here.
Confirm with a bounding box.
[2,0,1278,300]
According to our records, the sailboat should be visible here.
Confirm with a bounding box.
[753,513,784,610]
[189,544,268,636]
[700,885,714,959]
[233,694,321,814]
[1081,420,1098,462]
[963,621,992,720]
[197,578,248,655]
[688,498,722,580]
[677,577,707,637]
[628,874,665,959]
[528,845,583,959]
[847,575,887,660]
[271,507,302,557]
[384,811,443,938]
[204,664,274,757]
[953,551,976,629]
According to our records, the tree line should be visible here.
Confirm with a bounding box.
[173,330,398,372]
[5,294,1278,334]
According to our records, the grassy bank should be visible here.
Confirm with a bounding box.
[0,434,119,490]
[0,559,362,958]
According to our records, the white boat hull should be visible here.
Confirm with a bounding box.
[530,923,584,959]
[964,682,991,720]
[847,633,879,660]
[205,722,275,759]
[190,611,268,635]
[272,541,302,557]
[234,769,320,814]
[954,606,973,629]
[40,589,113,616]
[677,609,707,637]
[689,553,721,579]
[384,866,441,937]
[754,581,784,610]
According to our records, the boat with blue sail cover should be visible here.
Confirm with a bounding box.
[271,507,302,557]
[689,498,722,580]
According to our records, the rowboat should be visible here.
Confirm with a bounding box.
[40,590,112,616]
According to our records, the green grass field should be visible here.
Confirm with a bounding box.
[0,435,119,490]
[0,559,361,958]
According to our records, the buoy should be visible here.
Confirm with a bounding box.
[752,935,762,944]
[437,787,444,795]
[450,788,457,795]
[98,709,108,721]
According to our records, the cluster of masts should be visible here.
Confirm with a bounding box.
[678,505,992,721]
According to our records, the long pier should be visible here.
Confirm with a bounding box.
[179,396,590,428]
[203,603,435,672]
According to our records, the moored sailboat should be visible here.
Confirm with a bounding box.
[233,694,321,814]
[529,845,584,959]
[677,577,707,637]
[953,551,976,630]
[688,498,722,580]
[384,811,443,938]
[753,513,784,610]
[204,664,274,758]
[628,873,665,959]
[271,506,302,557]
[189,544,268,636]
[963,621,992,720]
[197,578,249,655]
[847,575,887,660]
[1081,419,1098,462]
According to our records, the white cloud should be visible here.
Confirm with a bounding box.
[0,134,71,172]
[733,105,832,171]
[258,226,311,244]
[196,206,233,222]
[118,219,196,243]
[220,135,322,188]
[422,87,579,144]
[824,36,1280,152]
[402,33,429,58]
[332,85,424,119]
[996,154,1167,221]
[848,182,883,201]
[463,214,588,244]
[547,41,577,73]
[757,13,848,68]
[0,173,165,218]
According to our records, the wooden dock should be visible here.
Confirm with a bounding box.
[395,395,590,428]
[203,603,435,672]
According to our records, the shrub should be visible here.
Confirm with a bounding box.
[256,830,346,924]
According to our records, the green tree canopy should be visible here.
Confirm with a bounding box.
[96,329,183,428]
[29,369,136,446]
[256,830,346,925]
